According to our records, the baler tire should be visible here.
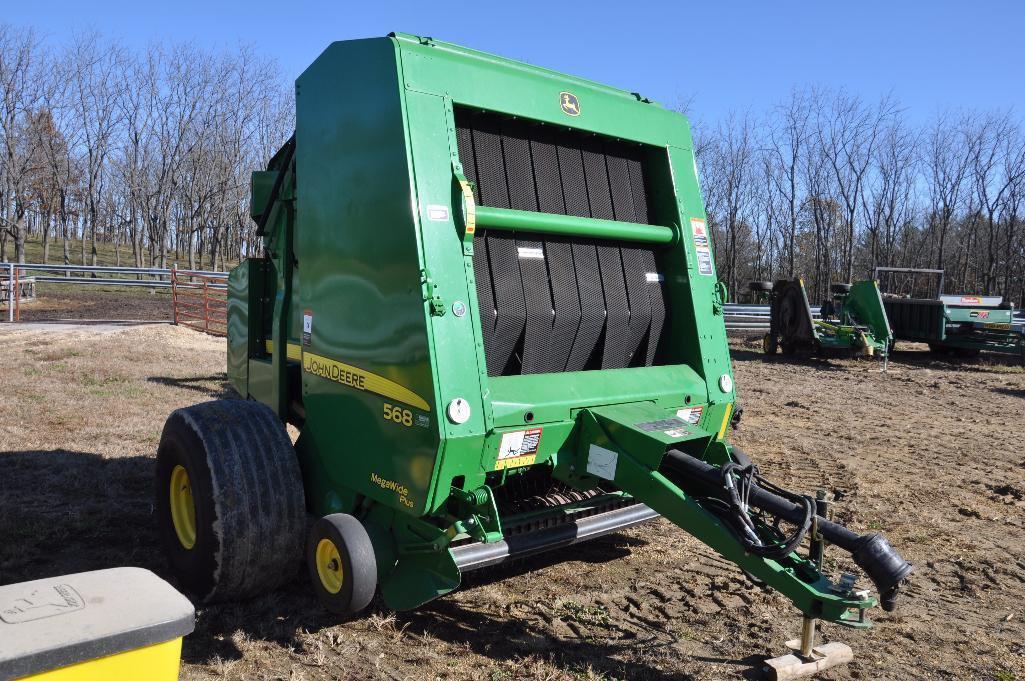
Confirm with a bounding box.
[748,281,773,293]
[307,514,378,617]
[155,399,306,604]
[830,283,853,294]
[762,333,778,355]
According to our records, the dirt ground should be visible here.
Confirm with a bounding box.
[5,283,175,322]
[1,324,1023,680]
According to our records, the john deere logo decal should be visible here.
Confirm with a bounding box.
[560,92,580,116]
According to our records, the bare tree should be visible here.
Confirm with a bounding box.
[0,25,45,263]
[861,117,918,270]
[67,31,126,266]
[924,111,975,273]
[766,87,813,277]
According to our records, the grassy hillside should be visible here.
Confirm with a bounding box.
[5,237,235,271]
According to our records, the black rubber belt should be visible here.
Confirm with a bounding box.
[566,242,605,371]
[486,233,526,375]
[640,247,666,364]
[517,238,554,374]
[620,246,652,365]
[471,233,498,373]
[545,237,581,372]
[596,244,631,368]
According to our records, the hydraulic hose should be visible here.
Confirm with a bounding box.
[662,448,913,611]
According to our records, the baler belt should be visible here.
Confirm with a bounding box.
[517,237,555,373]
[639,247,666,365]
[455,107,666,376]
[596,244,631,368]
[545,238,582,372]
[486,233,526,375]
[472,231,498,373]
[469,231,667,376]
[620,246,653,364]
[454,108,651,225]
[566,241,605,371]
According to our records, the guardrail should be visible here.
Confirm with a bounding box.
[1,262,227,324]
[722,304,798,332]
[721,303,1025,332]
[4,264,1021,334]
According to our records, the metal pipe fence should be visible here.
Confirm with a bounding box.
[171,268,228,336]
[3,263,1022,332]
[2,262,227,324]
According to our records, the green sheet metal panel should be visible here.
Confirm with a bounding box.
[293,38,442,517]
[847,280,892,346]
[226,262,250,396]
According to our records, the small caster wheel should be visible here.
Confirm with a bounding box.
[307,514,377,616]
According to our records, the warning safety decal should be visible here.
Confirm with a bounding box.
[636,417,693,440]
[676,405,704,425]
[691,218,714,276]
[495,428,542,470]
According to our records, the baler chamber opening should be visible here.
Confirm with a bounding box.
[455,107,678,377]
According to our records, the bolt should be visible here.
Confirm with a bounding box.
[327,559,339,571]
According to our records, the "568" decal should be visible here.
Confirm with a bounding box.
[383,403,414,427]
[383,403,430,429]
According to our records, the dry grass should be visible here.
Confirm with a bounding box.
[1,324,1024,680]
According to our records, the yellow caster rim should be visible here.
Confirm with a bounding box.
[316,538,344,594]
[169,465,197,550]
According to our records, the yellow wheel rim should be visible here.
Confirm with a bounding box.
[169,465,197,550]
[316,538,344,594]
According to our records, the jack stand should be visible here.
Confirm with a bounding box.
[763,493,854,679]
[763,616,854,680]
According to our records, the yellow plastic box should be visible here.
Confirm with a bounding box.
[0,568,194,680]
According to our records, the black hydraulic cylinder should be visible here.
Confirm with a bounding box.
[663,449,912,611]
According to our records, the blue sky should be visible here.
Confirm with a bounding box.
[7,1,1023,126]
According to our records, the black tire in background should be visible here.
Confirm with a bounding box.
[155,399,306,604]
[307,514,378,617]
[748,281,774,293]
[830,283,853,294]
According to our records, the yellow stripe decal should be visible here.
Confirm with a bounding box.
[460,179,476,235]
[494,454,537,470]
[717,403,734,440]
[301,351,431,412]
[265,340,303,361]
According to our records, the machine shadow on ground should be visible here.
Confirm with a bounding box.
[146,372,236,399]
[0,449,164,584]
[0,446,695,679]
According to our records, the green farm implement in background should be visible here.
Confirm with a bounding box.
[758,279,892,357]
[154,34,910,676]
[877,267,1024,358]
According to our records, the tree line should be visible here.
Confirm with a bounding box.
[3,25,1023,307]
[694,88,1025,305]
[0,25,293,270]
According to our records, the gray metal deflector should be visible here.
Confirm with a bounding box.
[452,503,659,572]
